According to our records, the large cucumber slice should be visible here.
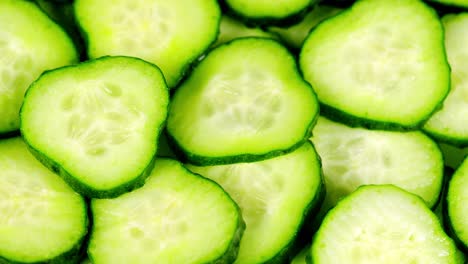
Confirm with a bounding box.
[74,0,220,87]
[446,157,468,252]
[300,0,449,130]
[167,38,319,165]
[310,116,444,214]
[424,13,468,147]
[187,141,323,264]
[20,56,169,198]
[88,158,244,264]
[310,185,464,263]
[0,0,77,135]
[0,137,87,263]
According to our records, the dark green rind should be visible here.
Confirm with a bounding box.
[88,159,246,264]
[318,100,447,131]
[218,0,319,27]
[424,128,468,148]
[0,200,89,264]
[444,166,468,253]
[300,0,451,131]
[73,1,221,88]
[0,130,20,139]
[20,56,169,199]
[426,0,468,10]
[166,111,318,166]
[262,164,325,264]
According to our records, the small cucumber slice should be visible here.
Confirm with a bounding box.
[300,0,450,130]
[220,0,318,26]
[311,185,463,263]
[187,142,323,264]
[74,0,220,87]
[20,56,169,198]
[268,5,343,50]
[0,137,87,263]
[88,158,244,264]
[424,13,468,147]
[167,38,319,165]
[310,116,444,214]
[0,0,78,135]
[446,157,468,252]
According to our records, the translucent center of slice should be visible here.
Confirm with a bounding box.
[202,70,283,134]
[61,81,145,156]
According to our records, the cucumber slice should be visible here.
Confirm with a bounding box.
[74,0,220,87]
[186,141,323,264]
[300,0,450,130]
[213,15,279,47]
[310,117,444,215]
[424,14,468,147]
[0,0,78,135]
[20,56,169,198]
[268,5,343,50]
[446,157,468,252]
[167,38,319,165]
[0,137,87,263]
[310,185,464,263]
[88,158,244,264]
[220,0,318,26]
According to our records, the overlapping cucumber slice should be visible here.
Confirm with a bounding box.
[0,137,87,264]
[20,56,169,198]
[88,159,244,264]
[167,38,319,165]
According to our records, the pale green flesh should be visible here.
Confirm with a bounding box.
[21,57,168,190]
[447,157,468,247]
[168,38,318,158]
[424,14,468,144]
[0,137,86,263]
[0,0,77,133]
[268,5,343,49]
[226,0,311,18]
[213,15,278,47]
[300,0,449,126]
[187,142,321,264]
[312,185,462,263]
[74,0,220,87]
[89,159,240,264]
[310,117,443,212]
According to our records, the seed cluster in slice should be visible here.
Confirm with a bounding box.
[310,116,444,215]
[300,0,449,129]
[0,137,87,263]
[20,56,169,198]
[311,185,463,263]
[167,38,319,165]
[74,0,220,87]
[88,159,244,264]
[0,0,77,135]
[187,142,323,263]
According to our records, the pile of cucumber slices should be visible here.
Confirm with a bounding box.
[0,0,467,263]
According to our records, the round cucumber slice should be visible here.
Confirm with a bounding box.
[311,185,463,263]
[424,13,468,147]
[88,158,244,264]
[300,0,450,130]
[20,56,169,198]
[167,38,319,165]
[0,137,87,263]
[187,141,323,263]
[0,0,78,135]
[74,0,220,87]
